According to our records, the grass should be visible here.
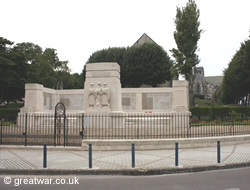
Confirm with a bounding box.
[194,98,215,106]
[0,102,23,110]
[0,121,15,126]
[191,119,250,126]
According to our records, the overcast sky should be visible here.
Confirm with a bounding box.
[1,0,249,77]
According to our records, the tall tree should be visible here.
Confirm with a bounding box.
[0,37,27,102]
[85,44,172,87]
[170,0,203,106]
[222,39,250,104]
[83,47,126,87]
[87,47,126,64]
[13,42,43,84]
[122,43,172,87]
[34,48,70,89]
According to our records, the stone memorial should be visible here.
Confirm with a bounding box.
[83,62,122,113]
[20,62,189,114]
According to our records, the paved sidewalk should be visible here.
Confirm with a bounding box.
[0,144,250,175]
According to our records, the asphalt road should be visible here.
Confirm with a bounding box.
[0,168,249,190]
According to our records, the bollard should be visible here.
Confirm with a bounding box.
[132,143,135,168]
[43,143,47,168]
[217,141,221,164]
[89,144,92,169]
[175,142,179,167]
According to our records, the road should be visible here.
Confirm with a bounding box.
[0,168,249,190]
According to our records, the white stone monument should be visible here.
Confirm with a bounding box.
[20,62,190,114]
[83,62,122,113]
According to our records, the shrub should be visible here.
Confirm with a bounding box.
[0,109,19,121]
[190,106,250,119]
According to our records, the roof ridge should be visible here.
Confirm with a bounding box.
[133,33,157,46]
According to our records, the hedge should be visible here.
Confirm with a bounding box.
[190,106,250,118]
[0,108,19,121]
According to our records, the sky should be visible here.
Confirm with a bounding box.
[1,0,249,77]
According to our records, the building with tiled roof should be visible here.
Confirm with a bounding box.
[194,67,223,99]
[133,33,156,46]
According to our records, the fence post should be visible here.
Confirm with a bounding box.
[0,118,2,145]
[54,113,56,147]
[89,144,92,169]
[63,115,66,147]
[81,113,84,139]
[175,142,179,167]
[43,143,47,168]
[132,143,135,168]
[24,113,28,146]
[217,141,221,164]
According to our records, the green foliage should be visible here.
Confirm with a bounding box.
[0,102,22,121]
[122,43,172,87]
[62,73,83,89]
[212,85,223,104]
[1,102,23,109]
[194,98,213,107]
[0,37,27,102]
[170,0,203,80]
[87,47,126,64]
[0,108,19,121]
[190,106,250,119]
[194,94,204,99]
[0,37,84,103]
[222,39,250,104]
[85,43,173,87]
[170,0,203,106]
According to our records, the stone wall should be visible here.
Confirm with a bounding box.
[21,80,189,113]
[20,62,189,114]
[121,80,189,112]
[21,84,85,113]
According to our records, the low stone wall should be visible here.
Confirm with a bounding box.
[82,135,250,151]
[121,80,189,112]
[20,80,189,113]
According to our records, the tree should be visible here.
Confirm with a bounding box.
[87,47,126,64]
[14,43,73,89]
[66,73,84,89]
[0,37,27,102]
[13,42,42,65]
[170,0,203,106]
[24,47,71,89]
[122,43,172,87]
[13,42,43,85]
[85,44,173,87]
[0,37,82,103]
[83,47,126,87]
[222,39,250,104]
[0,38,15,101]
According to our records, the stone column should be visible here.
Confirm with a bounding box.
[172,80,189,112]
[21,83,44,112]
[83,62,123,112]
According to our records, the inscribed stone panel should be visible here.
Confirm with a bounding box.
[142,94,153,110]
[43,92,52,110]
[122,98,130,106]
[142,93,172,110]
[60,94,84,110]
[122,93,136,110]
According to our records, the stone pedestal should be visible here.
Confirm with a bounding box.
[172,80,189,112]
[21,84,44,112]
[83,62,123,112]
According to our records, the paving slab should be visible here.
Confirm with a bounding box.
[0,144,250,175]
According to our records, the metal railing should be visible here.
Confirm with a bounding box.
[1,112,250,146]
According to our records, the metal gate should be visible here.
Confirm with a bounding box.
[54,102,66,146]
